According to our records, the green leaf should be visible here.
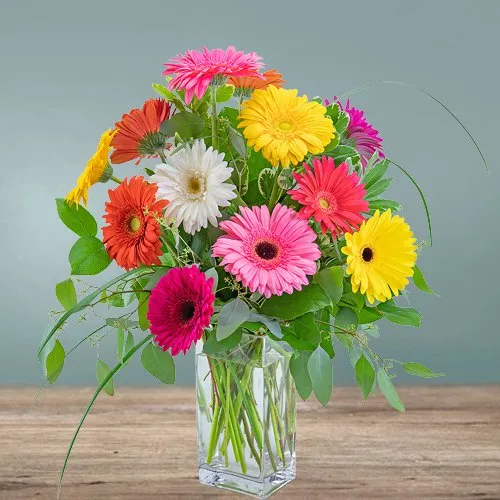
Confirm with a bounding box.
[363,159,390,189]
[403,362,444,378]
[228,127,246,158]
[358,306,383,324]
[116,328,125,363]
[219,106,239,128]
[247,312,282,338]
[369,199,402,212]
[327,145,360,165]
[216,84,234,103]
[204,268,219,293]
[355,355,375,400]
[277,168,294,190]
[138,294,150,331]
[260,283,331,321]
[293,312,321,349]
[258,168,278,199]
[141,342,175,384]
[105,317,139,330]
[377,300,422,327]
[160,111,205,139]
[45,339,65,384]
[412,265,436,294]
[152,83,186,111]
[217,298,250,340]
[365,178,392,199]
[56,199,97,237]
[320,329,335,359]
[96,360,114,396]
[377,369,405,412]
[314,267,344,306]
[308,346,333,406]
[290,351,312,400]
[203,328,242,355]
[334,306,358,333]
[55,279,77,311]
[69,236,111,276]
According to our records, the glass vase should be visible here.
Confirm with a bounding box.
[196,333,296,498]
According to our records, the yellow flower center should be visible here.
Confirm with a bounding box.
[318,197,330,209]
[129,216,141,233]
[187,176,201,194]
[278,121,293,131]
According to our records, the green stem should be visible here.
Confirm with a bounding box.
[211,86,219,150]
[241,409,261,469]
[110,175,123,184]
[268,166,283,210]
[157,150,167,163]
[160,236,180,266]
[232,193,248,208]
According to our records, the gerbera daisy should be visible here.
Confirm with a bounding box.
[151,139,237,235]
[229,69,285,98]
[239,86,335,168]
[288,156,369,236]
[162,46,263,104]
[66,129,116,206]
[342,209,417,304]
[110,98,173,165]
[102,176,168,270]
[147,266,215,355]
[212,204,321,298]
[328,99,384,169]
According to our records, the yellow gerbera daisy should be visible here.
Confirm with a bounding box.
[342,209,417,304]
[66,129,116,206]
[238,86,335,167]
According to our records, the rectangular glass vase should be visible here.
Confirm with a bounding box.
[196,334,296,498]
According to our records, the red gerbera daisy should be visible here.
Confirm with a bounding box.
[103,176,168,270]
[110,98,173,165]
[288,156,369,236]
[147,266,215,355]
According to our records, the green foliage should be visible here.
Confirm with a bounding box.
[55,279,77,311]
[258,168,278,199]
[365,178,393,199]
[314,266,343,306]
[358,306,383,324]
[412,266,436,294]
[69,236,111,275]
[355,355,375,400]
[260,283,331,320]
[339,280,365,312]
[96,359,114,396]
[369,199,402,213]
[141,342,175,384]
[137,294,150,331]
[403,362,444,378]
[216,298,250,340]
[277,168,294,190]
[228,126,246,158]
[293,313,321,349]
[116,329,134,366]
[216,84,234,103]
[45,339,65,384]
[56,199,97,237]
[334,306,358,333]
[160,111,205,139]
[377,368,405,412]
[308,346,333,406]
[290,351,312,400]
[219,106,239,129]
[377,300,422,327]
[363,159,389,189]
[247,312,282,338]
[204,268,219,293]
[203,329,242,355]
[152,83,186,111]
[327,145,360,165]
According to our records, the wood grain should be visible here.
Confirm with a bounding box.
[1,386,499,499]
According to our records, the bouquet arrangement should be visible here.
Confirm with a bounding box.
[39,45,481,498]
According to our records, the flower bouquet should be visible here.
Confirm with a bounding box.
[38,46,483,498]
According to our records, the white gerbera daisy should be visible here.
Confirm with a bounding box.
[151,139,237,234]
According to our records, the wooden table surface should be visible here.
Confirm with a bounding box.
[1,386,499,499]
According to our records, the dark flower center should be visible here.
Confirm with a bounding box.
[362,247,374,262]
[255,241,279,260]
[179,300,196,323]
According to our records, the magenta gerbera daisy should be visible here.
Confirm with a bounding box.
[288,156,369,236]
[147,266,215,356]
[212,204,321,298]
[162,46,263,104]
[327,98,384,169]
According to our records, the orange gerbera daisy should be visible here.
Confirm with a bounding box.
[103,176,168,270]
[110,98,173,165]
[230,70,285,98]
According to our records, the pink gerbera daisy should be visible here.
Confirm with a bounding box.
[212,204,321,298]
[288,156,368,236]
[147,266,215,355]
[162,46,263,104]
[326,98,384,168]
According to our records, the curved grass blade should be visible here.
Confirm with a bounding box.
[338,80,488,171]
[57,334,153,498]
[38,267,159,360]
[389,159,433,245]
